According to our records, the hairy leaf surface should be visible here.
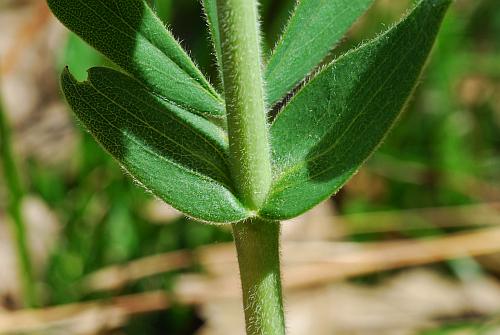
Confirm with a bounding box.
[202,0,223,74]
[48,0,224,117]
[265,0,373,106]
[62,67,249,223]
[261,0,451,220]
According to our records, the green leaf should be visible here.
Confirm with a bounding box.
[48,0,224,117]
[265,0,374,106]
[261,0,451,220]
[61,67,249,223]
[202,0,223,76]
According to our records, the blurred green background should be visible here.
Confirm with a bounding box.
[0,0,499,334]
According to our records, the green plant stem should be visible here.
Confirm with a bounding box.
[233,219,285,335]
[216,0,272,209]
[216,0,285,333]
[0,91,38,308]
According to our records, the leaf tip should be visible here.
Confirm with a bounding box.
[61,66,76,87]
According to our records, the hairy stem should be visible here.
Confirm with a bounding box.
[216,0,272,209]
[0,91,38,308]
[233,219,285,335]
[215,0,285,333]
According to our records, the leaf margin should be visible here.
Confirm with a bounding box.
[260,0,453,220]
[60,66,251,224]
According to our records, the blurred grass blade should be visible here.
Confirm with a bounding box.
[261,0,451,220]
[202,0,223,77]
[62,67,249,223]
[0,90,37,307]
[47,0,225,117]
[265,0,374,106]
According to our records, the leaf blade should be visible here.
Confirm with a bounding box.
[62,67,249,223]
[261,0,451,220]
[265,0,374,106]
[48,0,224,117]
[201,0,223,75]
